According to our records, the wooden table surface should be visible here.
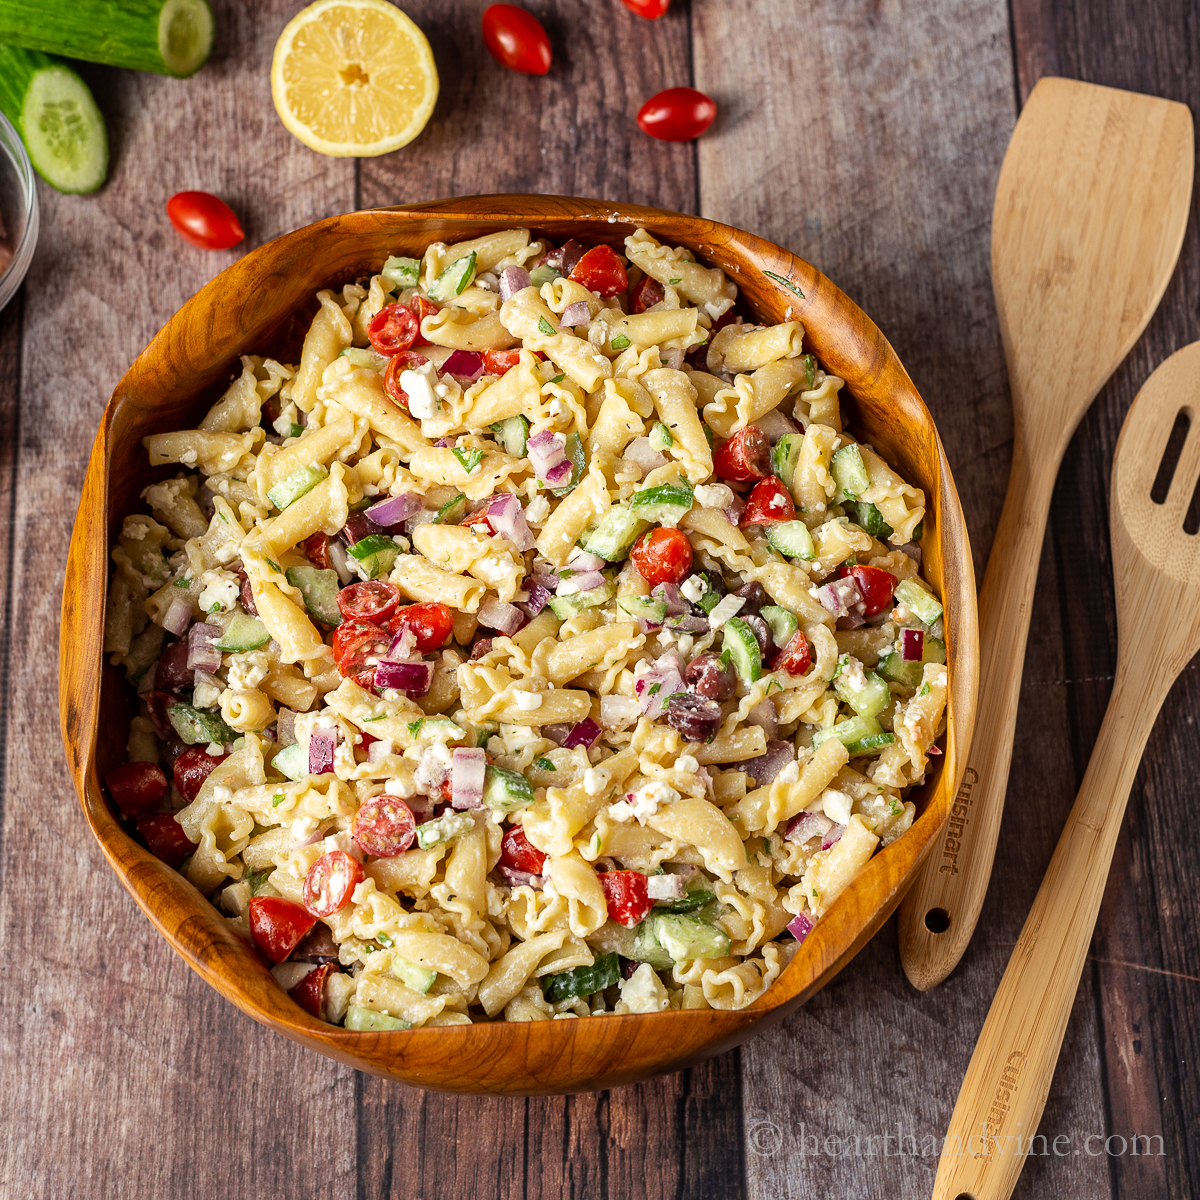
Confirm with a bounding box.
[3,1,1197,1196]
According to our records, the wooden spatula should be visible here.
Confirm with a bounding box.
[931,340,1200,1200]
[898,77,1193,990]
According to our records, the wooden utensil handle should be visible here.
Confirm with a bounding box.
[898,447,1058,989]
[930,660,1165,1200]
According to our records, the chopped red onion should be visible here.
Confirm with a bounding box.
[473,492,535,551]
[557,569,605,595]
[297,827,326,848]
[478,598,524,636]
[897,540,923,565]
[652,582,689,616]
[634,652,685,720]
[928,743,943,756]
[442,349,484,382]
[527,429,568,483]
[451,747,486,809]
[566,549,606,574]
[745,740,796,787]
[163,596,192,636]
[366,491,422,526]
[518,579,552,618]
[546,460,574,486]
[187,622,222,672]
[498,866,543,889]
[374,659,433,694]
[899,627,925,661]
[499,266,532,301]
[662,347,685,370]
[752,411,800,444]
[388,627,417,661]
[821,823,847,851]
[816,579,861,618]
[646,874,686,900]
[560,300,590,327]
[367,738,392,763]
[787,912,814,943]
[193,668,222,695]
[562,718,601,750]
[696,764,716,800]
[309,732,336,775]
[599,695,641,730]
[724,496,745,526]
[746,699,779,742]
[327,540,353,584]
[622,436,668,478]
[542,723,572,746]
[784,809,832,844]
[837,610,867,630]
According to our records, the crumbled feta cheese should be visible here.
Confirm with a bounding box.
[612,780,679,825]
[707,592,745,629]
[777,761,801,786]
[676,754,699,775]
[582,766,611,796]
[193,678,222,709]
[400,361,442,419]
[618,962,669,1013]
[819,787,853,825]
[548,398,566,421]
[225,651,270,692]
[291,815,320,842]
[680,575,707,604]
[414,742,452,794]
[525,495,550,525]
[212,784,234,804]
[839,656,867,692]
[693,482,735,510]
[197,568,240,614]
[513,689,542,711]
[384,773,416,798]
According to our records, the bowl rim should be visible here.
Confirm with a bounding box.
[59,194,979,1094]
[0,108,39,314]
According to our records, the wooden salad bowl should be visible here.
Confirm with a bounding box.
[59,195,979,1094]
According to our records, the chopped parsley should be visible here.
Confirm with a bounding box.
[376,932,394,948]
[537,316,557,336]
[647,683,661,697]
[362,713,386,722]
[288,423,304,438]
[173,577,190,589]
[764,270,806,300]
[265,558,281,573]
[918,683,931,697]
[668,277,682,285]
[549,373,566,384]
[407,718,425,738]
[452,447,485,475]
[536,757,556,771]
[271,792,285,808]
[804,353,816,390]
[610,333,631,350]
[245,867,271,894]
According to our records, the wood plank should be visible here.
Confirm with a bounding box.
[0,4,360,1196]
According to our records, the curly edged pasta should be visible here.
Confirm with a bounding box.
[103,227,948,1030]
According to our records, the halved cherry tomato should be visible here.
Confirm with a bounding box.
[569,244,628,298]
[389,602,454,653]
[597,870,654,927]
[771,631,812,676]
[622,0,670,15]
[637,87,717,142]
[290,962,337,1019]
[166,191,245,250]
[714,426,772,482]
[136,813,198,869]
[483,349,523,376]
[105,762,167,819]
[337,580,400,625]
[249,896,316,964]
[352,796,416,858]
[482,4,552,74]
[630,527,693,586]
[332,620,391,681]
[173,746,229,804]
[407,295,439,346]
[837,564,898,616]
[500,825,547,875]
[740,476,795,526]
[383,350,430,411]
[304,531,331,570]
[368,303,419,356]
[630,275,665,313]
[303,851,366,917]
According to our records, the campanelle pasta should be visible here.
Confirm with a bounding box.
[103,228,949,1031]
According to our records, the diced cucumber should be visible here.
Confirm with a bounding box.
[550,432,585,496]
[723,616,762,683]
[895,578,944,625]
[344,1005,411,1031]
[386,957,436,993]
[847,500,893,539]
[650,914,731,962]
[812,714,896,757]
[339,346,389,372]
[772,433,804,488]
[877,635,946,690]
[540,952,620,1002]
[579,507,650,561]
[435,492,468,524]
[415,810,474,849]
[528,263,562,289]
[271,741,307,782]
[285,565,342,626]
[630,482,694,525]
[381,255,420,291]
[267,464,326,511]
[618,595,668,623]
[168,703,236,747]
[832,657,891,719]
[347,534,400,580]
[213,613,271,652]
[765,519,815,560]
[490,414,529,459]
[831,444,870,501]
[760,605,799,649]
[547,579,617,619]
[482,765,535,812]
[649,421,674,451]
[653,888,716,915]
[427,251,477,302]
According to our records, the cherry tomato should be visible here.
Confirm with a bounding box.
[145,691,178,741]
[173,746,229,804]
[500,825,546,875]
[569,244,628,298]
[368,303,419,356]
[483,349,523,376]
[249,896,316,964]
[136,813,198,869]
[837,564,898,616]
[357,731,380,759]
[637,87,717,142]
[630,527,693,586]
[383,350,430,411]
[740,476,795,527]
[303,851,366,917]
[771,631,812,676]
[407,295,439,345]
[166,191,245,250]
[337,580,400,625]
[289,963,337,1019]
[389,602,454,653]
[352,796,416,858]
[304,531,331,571]
[597,870,654,927]
[622,0,670,15]
[629,275,665,313]
[482,4,552,74]
[713,426,772,482]
[105,762,167,819]
[332,620,391,682]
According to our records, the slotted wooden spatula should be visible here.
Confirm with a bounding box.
[932,340,1200,1200]
[898,77,1193,989]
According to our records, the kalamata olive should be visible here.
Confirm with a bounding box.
[470,638,494,661]
[684,652,737,701]
[734,581,769,615]
[666,693,723,742]
[237,568,258,616]
[154,640,193,691]
[740,613,776,661]
[291,921,342,964]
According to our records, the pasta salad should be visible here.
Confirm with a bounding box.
[103,227,949,1029]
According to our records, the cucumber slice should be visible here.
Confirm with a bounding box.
[812,714,895,757]
[347,534,400,580]
[390,957,436,993]
[527,263,562,289]
[381,256,420,291]
[894,578,944,625]
[490,414,530,459]
[831,444,870,501]
[650,914,731,961]
[434,492,468,524]
[630,482,694,525]
[0,47,107,193]
[271,741,307,781]
[482,765,535,812]
[617,595,668,623]
[547,579,616,619]
[832,656,891,719]
[877,635,946,690]
[285,565,341,626]
[760,605,798,649]
[550,432,585,496]
[723,616,762,684]
[847,500,893,539]
[168,702,235,746]
[415,810,474,849]
[579,507,650,561]
[344,1005,411,1031]
[540,952,620,1002]
[772,433,804,488]
[427,251,477,302]
[765,519,815,560]
[213,613,271,652]
[339,346,389,372]
[267,464,326,511]
[649,421,674,451]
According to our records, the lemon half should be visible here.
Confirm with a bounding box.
[271,0,439,158]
